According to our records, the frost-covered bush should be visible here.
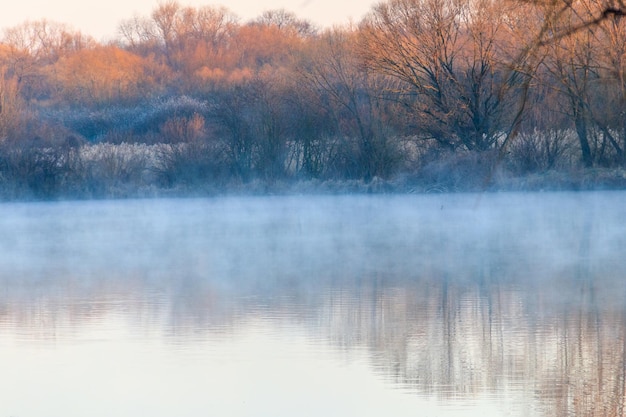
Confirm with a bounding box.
[130,96,209,139]
[507,129,577,174]
[79,142,164,187]
[153,141,230,187]
[39,96,210,144]
[0,140,79,198]
[41,105,141,141]
[416,150,502,192]
[0,139,231,199]
[321,134,403,181]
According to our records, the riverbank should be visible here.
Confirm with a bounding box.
[2,166,626,202]
[2,138,626,201]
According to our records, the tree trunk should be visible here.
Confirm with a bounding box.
[574,107,593,168]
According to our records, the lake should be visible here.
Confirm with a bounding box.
[1,192,625,417]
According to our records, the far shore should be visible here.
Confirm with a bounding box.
[2,167,626,202]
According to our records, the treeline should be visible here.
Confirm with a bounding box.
[1,0,626,199]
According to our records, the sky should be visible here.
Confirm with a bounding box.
[0,0,378,41]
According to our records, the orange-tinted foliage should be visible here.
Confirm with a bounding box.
[50,46,161,104]
[230,24,305,70]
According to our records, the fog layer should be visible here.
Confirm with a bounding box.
[0,192,625,417]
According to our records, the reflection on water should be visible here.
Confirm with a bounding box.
[0,193,625,416]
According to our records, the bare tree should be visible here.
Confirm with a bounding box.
[527,0,626,167]
[118,1,238,78]
[252,9,317,37]
[300,28,402,180]
[1,20,92,100]
[358,0,531,153]
[522,0,626,44]
[540,13,599,167]
[590,13,626,165]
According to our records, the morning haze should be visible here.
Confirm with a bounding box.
[1,0,626,416]
[1,193,625,416]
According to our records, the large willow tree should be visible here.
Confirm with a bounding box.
[358,0,535,152]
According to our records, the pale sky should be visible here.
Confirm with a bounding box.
[1,0,378,41]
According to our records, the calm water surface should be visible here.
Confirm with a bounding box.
[0,192,625,417]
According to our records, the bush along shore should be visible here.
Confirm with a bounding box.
[1,133,626,201]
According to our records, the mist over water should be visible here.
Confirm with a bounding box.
[0,192,625,416]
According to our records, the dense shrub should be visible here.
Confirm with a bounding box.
[416,150,502,192]
[507,130,577,174]
[153,141,231,189]
[130,96,210,139]
[42,105,140,141]
[78,143,159,195]
[40,96,210,144]
[0,139,79,198]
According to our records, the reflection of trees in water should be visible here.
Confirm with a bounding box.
[314,262,626,417]
[1,263,625,416]
[2,195,626,415]
[0,268,323,343]
[314,197,626,417]
[0,271,168,342]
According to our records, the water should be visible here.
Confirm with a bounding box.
[0,192,625,417]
